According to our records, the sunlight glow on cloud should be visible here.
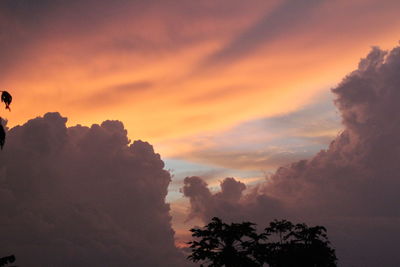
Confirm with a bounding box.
[1,1,400,266]
[160,91,342,172]
[2,0,399,148]
[182,45,400,267]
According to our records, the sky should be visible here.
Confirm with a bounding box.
[1,0,400,266]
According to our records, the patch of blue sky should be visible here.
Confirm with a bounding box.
[165,90,343,201]
[165,158,263,202]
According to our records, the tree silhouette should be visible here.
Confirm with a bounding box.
[0,255,16,267]
[0,90,15,266]
[187,217,337,267]
[0,90,12,149]
[187,217,260,267]
[265,220,337,267]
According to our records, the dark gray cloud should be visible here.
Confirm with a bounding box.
[182,46,400,266]
[182,176,254,222]
[0,112,186,266]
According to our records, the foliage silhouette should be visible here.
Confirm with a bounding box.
[0,90,12,149]
[0,91,15,265]
[1,91,12,111]
[264,220,337,267]
[187,217,337,267]
[0,255,15,267]
[187,217,260,267]
[0,120,5,149]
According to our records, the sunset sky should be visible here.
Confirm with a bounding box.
[3,0,399,191]
[2,0,400,266]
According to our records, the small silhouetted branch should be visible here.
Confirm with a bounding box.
[0,255,16,267]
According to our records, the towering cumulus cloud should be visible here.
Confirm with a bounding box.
[182,46,400,266]
[0,113,184,266]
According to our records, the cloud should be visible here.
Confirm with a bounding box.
[182,45,400,266]
[3,0,400,148]
[197,0,321,68]
[78,81,153,109]
[179,148,314,172]
[163,91,341,171]
[0,113,186,266]
[182,176,251,222]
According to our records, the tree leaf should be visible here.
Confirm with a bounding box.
[1,91,12,111]
[0,123,5,150]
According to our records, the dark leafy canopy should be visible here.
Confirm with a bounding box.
[0,255,15,267]
[0,90,12,149]
[187,217,337,267]
[265,220,337,267]
[187,217,261,267]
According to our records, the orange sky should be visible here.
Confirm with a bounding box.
[2,0,400,248]
[3,0,399,151]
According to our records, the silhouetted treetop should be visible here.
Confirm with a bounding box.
[0,255,15,267]
[265,220,336,267]
[187,217,337,267]
[188,217,260,267]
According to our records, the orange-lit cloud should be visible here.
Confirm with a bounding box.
[181,46,400,266]
[3,2,400,265]
[158,90,342,174]
[1,0,399,149]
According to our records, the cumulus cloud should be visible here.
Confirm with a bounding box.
[0,113,185,266]
[182,46,400,266]
[182,177,249,221]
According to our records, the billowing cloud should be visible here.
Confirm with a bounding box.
[0,113,186,266]
[182,46,400,266]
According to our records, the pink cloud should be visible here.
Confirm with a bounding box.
[0,113,186,266]
[182,45,400,266]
